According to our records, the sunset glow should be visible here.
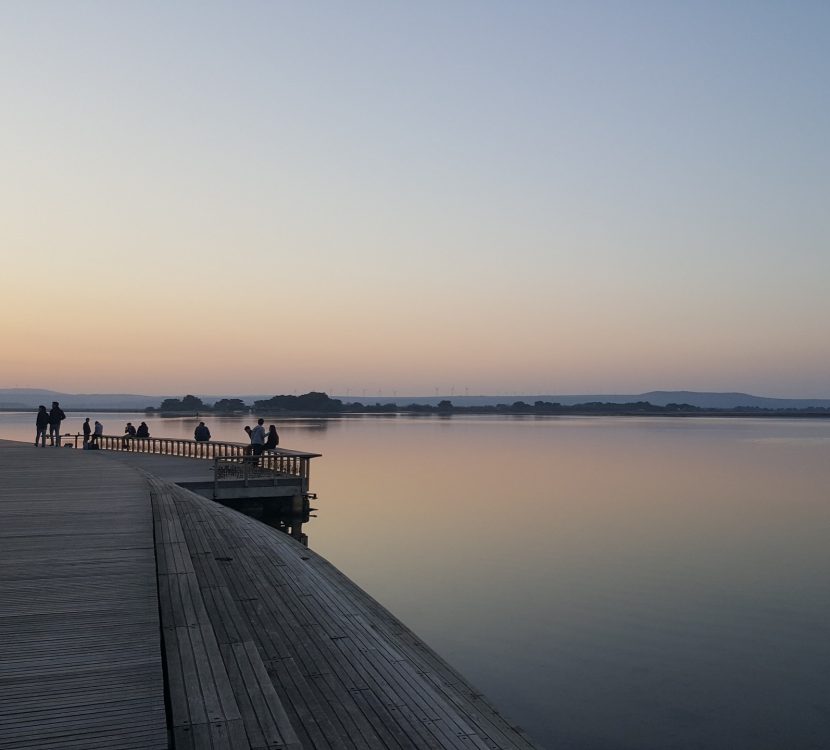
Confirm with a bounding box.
[2,2,828,397]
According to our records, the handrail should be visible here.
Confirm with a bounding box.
[62,432,320,481]
[211,455,308,491]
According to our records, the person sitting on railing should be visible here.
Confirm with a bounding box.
[194,422,211,442]
[90,420,103,448]
[136,422,150,438]
[122,422,136,448]
[264,424,279,450]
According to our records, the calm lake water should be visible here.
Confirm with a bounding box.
[2,412,829,749]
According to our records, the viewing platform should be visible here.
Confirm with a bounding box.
[65,433,321,512]
[0,438,538,749]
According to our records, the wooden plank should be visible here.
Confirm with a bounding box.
[200,586,254,646]
[222,641,302,750]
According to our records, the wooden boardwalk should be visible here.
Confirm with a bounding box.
[148,477,538,750]
[0,440,167,749]
[0,440,538,749]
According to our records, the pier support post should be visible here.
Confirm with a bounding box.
[291,494,306,514]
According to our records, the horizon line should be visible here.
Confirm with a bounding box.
[2,386,830,401]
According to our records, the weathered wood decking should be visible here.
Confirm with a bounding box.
[0,440,538,749]
[148,477,538,750]
[0,440,167,749]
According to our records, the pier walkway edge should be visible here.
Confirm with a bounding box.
[0,439,538,749]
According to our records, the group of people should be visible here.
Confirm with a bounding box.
[83,417,104,447]
[33,404,121,449]
[77,416,105,448]
[34,409,280,454]
[244,418,279,455]
[34,402,66,447]
[194,419,279,455]
[121,421,150,448]
[122,421,150,438]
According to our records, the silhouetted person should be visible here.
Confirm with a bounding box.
[48,401,66,446]
[82,417,91,448]
[264,424,279,450]
[123,421,136,448]
[90,420,103,447]
[249,418,266,457]
[194,422,211,442]
[35,405,49,447]
[136,422,149,438]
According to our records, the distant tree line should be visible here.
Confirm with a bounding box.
[145,393,830,418]
[146,392,345,414]
[253,392,344,413]
[146,395,248,414]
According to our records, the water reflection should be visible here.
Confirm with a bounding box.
[2,412,830,748]
[157,413,336,434]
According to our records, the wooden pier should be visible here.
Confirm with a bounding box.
[69,434,321,511]
[62,434,320,489]
[0,439,538,749]
[0,440,167,749]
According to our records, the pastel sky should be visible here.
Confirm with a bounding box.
[2,2,828,397]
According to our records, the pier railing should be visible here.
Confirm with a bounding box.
[64,433,320,482]
[211,456,306,493]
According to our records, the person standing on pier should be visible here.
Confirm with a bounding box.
[249,418,266,457]
[264,424,279,450]
[48,401,66,446]
[82,417,91,448]
[34,405,49,447]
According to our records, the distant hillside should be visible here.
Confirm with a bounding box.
[0,389,288,411]
[0,389,296,411]
[0,389,166,410]
[637,391,830,410]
